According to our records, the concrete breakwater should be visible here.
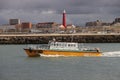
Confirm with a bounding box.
[0,33,120,44]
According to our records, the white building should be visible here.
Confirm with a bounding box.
[0,25,16,32]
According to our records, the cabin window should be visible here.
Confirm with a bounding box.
[63,44,66,47]
[57,43,60,46]
[60,44,62,47]
[73,44,76,47]
[68,44,70,47]
[54,44,56,46]
[59,44,61,46]
[56,44,58,46]
[73,44,74,47]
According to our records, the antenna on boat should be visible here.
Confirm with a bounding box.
[52,38,56,42]
[71,34,73,42]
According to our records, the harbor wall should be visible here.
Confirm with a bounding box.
[0,34,120,44]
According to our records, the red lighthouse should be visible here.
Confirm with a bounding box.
[63,10,66,28]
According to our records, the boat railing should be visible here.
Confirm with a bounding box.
[27,44,49,50]
[78,43,99,51]
[37,44,50,50]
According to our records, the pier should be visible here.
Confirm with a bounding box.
[0,33,120,44]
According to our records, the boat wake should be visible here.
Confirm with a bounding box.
[102,51,120,57]
[40,54,65,57]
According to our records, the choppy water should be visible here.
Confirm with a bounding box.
[0,43,120,80]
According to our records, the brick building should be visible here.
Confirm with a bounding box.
[36,22,57,33]
[21,22,32,29]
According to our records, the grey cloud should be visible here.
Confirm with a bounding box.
[0,0,120,25]
[66,0,120,14]
[1,0,120,14]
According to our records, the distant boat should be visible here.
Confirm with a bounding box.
[24,41,102,57]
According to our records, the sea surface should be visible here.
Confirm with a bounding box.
[0,43,120,80]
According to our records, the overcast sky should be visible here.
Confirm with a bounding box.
[0,0,120,26]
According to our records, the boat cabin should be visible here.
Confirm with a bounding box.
[49,42,79,51]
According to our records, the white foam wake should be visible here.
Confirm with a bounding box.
[40,54,65,57]
[102,51,120,57]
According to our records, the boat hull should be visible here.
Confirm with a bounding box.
[24,49,102,57]
[42,50,102,57]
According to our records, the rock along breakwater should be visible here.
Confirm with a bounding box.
[0,33,120,44]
